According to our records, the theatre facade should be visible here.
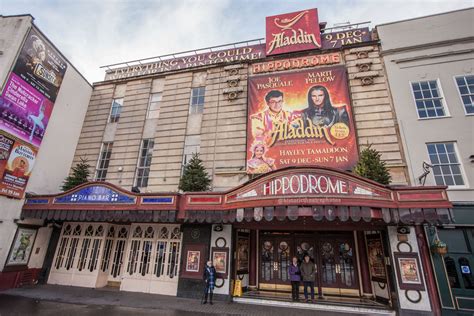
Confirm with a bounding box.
[18,8,454,315]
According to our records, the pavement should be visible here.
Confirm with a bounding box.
[0,284,363,316]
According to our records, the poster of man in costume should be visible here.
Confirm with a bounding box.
[6,227,37,266]
[246,65,358,174]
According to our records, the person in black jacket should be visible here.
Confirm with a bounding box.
[202,260,216,305]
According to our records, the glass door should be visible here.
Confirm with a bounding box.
[259,233,292,291]
[318,233,359,295]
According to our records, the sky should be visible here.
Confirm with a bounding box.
[2,0,472,83]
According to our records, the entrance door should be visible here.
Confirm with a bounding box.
[108,226,128,282]
[258,231,359,295]
[438,228,474,312]
[260,234,291,290]
[319,234,359,294]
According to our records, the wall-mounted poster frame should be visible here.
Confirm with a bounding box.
[366,233,387,282]
[393,252,425,291]
[5,226,37,267]
[236,232,250,274]
[211,247,229,278]
[180,243,206,279]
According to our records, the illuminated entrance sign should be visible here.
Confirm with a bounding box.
[226,170,393,203]
[263,174,348,196]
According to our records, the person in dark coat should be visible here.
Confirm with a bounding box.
[300,254,316,302]
[288,256,301,301]
[202,260,216,305]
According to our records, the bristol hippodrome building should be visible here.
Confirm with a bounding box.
[20,9,456,316]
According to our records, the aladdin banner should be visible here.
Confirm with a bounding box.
[266,8,321,56]
[0,131,37,199]
[246,65,358,174]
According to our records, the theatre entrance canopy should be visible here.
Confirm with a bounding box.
[22,166,453,226]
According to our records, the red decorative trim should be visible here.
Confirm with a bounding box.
[21,167,452,220]
[188,196,222,204]
[396,190,447,202]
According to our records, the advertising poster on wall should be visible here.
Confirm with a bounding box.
[186,250,200,272]
[0,131,37,198]
[0,74,54,147]
[265,8,321,56]
[246,65,358,174]
[11,28,67,102]
[6,227,37,266]
[366,235,387,282]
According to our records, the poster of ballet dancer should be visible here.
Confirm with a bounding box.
[0,131,37,199]
[12,28,67,102]
[0,74,53,148]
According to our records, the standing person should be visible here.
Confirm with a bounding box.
[288,256,301,301]
[202,260,216,305]
[300,254,316,303]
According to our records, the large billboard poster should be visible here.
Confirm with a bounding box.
[246,65,358,174]
[0,131,37,199]
[0,74,54,147]
[12,28,67,102]
[0,27,67,149]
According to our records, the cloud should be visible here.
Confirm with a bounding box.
[2,0,472,83]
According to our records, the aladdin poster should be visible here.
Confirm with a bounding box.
[246,65,358,174]
[0,131,37,198]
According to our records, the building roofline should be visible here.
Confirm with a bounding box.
[376,7,473,28]
[30,22,92,88]
[0,14,35,20]
[2,13,92,87]
[100,38,266,70]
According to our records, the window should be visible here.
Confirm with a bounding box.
[427,142,465,186]
[182,136,200,174]
[455,75,474,114]
[95,142,113,181]
[189,87,205,114]
[135,139,154,187]
[411,80,446,118]
[109,98,123,123]
[147,93,162,119]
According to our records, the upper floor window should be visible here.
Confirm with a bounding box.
[109,98,123,123]
[135,139,154,188]
[411,80,446,119]
[147,93,162,119]
[426,142,465,186]
[189,87,205,114]
[455,75,474,115]
[95,142,113,181]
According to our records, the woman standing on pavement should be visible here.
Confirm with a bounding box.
[202,260,216,305]
[288,256,301,301]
